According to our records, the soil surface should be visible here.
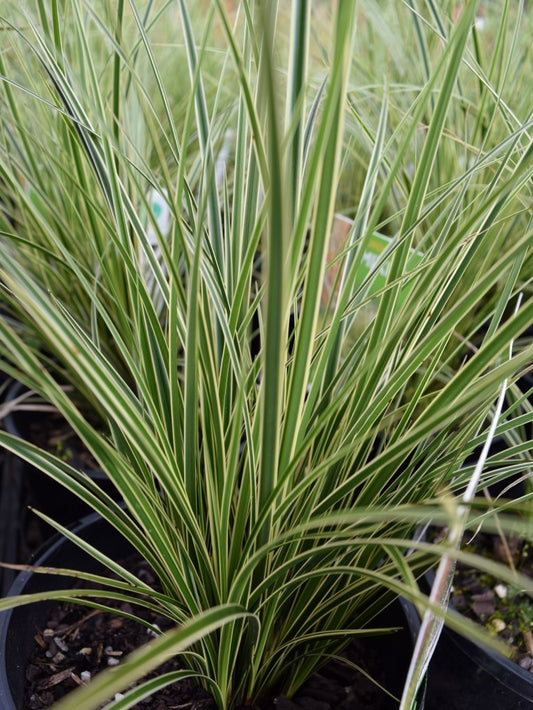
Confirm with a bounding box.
[25,610,406,710]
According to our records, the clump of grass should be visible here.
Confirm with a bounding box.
[0,2,532,709]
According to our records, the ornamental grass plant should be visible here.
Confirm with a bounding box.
[0,1,533,709]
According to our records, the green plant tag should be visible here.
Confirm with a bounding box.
[355,231,424,302]
[323,215,424,309]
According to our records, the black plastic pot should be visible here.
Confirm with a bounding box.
[0,378,22,596]
[3,380,118,527]
[0,512,425,710]
[426,613,533,709]
[0,513,132,710]
[422,569,533,709]
[0,451,23,596]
